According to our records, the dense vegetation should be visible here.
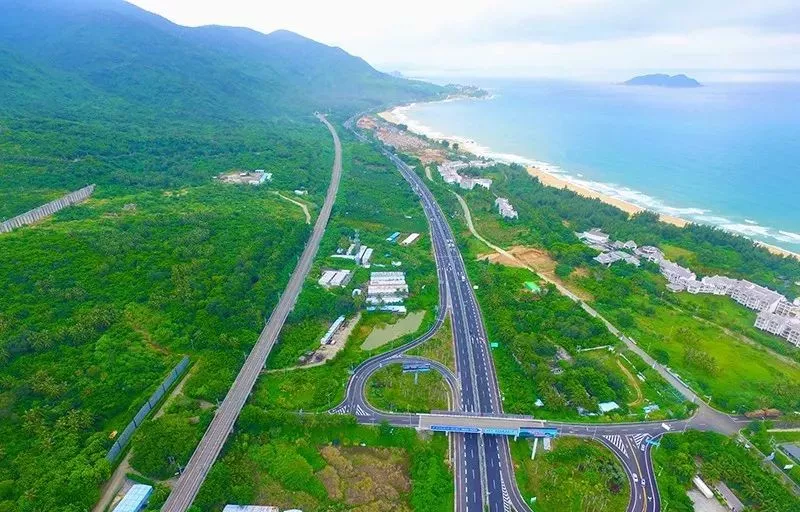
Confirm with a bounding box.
[653,431,800,512]
[186,410,453,512]
[125,134,442,495]
[0,1,444,509]
[385,141,800,413]
[510,437,629,512]
[466,259,690,421]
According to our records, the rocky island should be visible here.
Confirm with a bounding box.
[624,73,702,88]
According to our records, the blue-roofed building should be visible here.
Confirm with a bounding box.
[113,484,152,512]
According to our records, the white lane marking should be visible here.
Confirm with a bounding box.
[603,434,629,458]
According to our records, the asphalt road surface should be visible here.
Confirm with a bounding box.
[161,114,342,512]
[343,119,682,512]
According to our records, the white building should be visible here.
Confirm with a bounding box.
[577,228,610,245]
[400,233,420,245]
[659,261,696,284]
[634,246,664,263]
[729,281,783,312]
[495,197,518,219]
[319,269,350,288]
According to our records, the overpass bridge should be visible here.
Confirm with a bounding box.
[417,413,557,439]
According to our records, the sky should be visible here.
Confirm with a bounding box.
[128,0,800,81]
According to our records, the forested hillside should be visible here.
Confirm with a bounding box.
[0,1,442,510]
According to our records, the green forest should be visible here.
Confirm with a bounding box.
[0,1,445,509]
[653,431,800,512]
[390,145,800,414]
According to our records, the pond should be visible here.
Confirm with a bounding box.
[361,310,426,350]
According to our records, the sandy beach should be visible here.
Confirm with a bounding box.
[525,165,688,227]
[378,108,800,261]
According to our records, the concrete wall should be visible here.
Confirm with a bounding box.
[0,184,95,234]
[106,356,191,462]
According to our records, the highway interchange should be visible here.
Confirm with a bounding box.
[340,117,754,512]
[162,114,767,512]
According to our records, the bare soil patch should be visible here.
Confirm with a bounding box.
[318,445,411,510]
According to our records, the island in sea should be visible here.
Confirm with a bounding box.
[623,73,702,88]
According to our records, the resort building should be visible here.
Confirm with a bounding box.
[659,261,696,284]
[593,251,640,267]
[634,245,665,263]
[729,281,783,312]
[581,229,800,348]
[577,228,610,245]
[495,197,518,219]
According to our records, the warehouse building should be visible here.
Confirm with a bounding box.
[113,484,152,512]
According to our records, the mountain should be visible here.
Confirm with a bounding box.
[623,74,702,88]
[0,0,442,119]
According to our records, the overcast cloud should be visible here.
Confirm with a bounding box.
[128,0,800,81]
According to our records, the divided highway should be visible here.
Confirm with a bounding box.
[162,114,342,512]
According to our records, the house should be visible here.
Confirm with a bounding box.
[659,261,696,284]
[594,252,623,266]
[577,228,610,245]
[598,401,620,414]
[634,245,664,263]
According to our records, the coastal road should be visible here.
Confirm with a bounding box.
[345,118,675,512]
[161,114,342,512]
[380,144,532,512]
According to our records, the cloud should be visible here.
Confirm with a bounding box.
[127,0,800,80]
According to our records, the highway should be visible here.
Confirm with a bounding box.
[342,119,697,512]
[161,114,343,512]
[340,117,781,511]
[338,121,533,511]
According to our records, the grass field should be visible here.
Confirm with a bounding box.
[366,364,450,413]
[510,437,629,512]
[615,300,800,413]
[671,292,800,361]
[406,314,455,371]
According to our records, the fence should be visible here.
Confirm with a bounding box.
[0,184,95,233]
[106,356,191,462]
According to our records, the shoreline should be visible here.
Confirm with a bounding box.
[378,105,800,262]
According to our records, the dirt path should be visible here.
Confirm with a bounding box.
[424,166,433,181]
[265,312,361,373]
[154,363,196,419]
[616,359,644,407]
[274,191,311,224]
[93,453,132,512]
[454,192,592,301]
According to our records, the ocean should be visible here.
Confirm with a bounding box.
[394,79,800,254]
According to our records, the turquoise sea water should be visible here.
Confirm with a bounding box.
[398,79,800,253]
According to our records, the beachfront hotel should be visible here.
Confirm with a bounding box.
[579,227,800,347]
